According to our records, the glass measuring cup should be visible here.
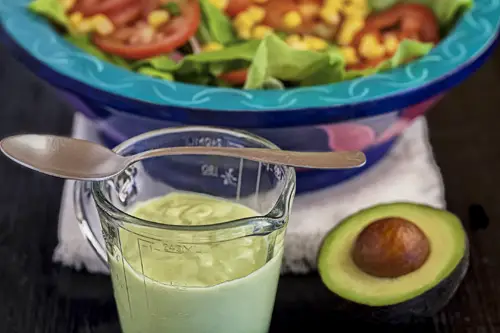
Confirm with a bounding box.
[74,127,296,333]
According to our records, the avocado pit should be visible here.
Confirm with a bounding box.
[351,217,430,278]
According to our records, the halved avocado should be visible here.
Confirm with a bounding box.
[317,202,469,323]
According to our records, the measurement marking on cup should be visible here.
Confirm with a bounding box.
[254,162,262,211]
[117,229,133,319]
[273,165,284,181]
[201,164,219,177]
[236,159,243,201]
[221,168,237,187]
[186,137,223,147]
[152,243,199,254]
[138,239,151,312]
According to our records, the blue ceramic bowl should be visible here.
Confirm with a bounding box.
[1,0,499,193]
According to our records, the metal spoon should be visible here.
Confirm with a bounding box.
[0,134,366,181]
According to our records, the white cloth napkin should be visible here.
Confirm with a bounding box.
[53,113,445,275]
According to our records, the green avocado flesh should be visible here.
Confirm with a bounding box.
[317,203,467,307]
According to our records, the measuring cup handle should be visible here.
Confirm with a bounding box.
[73,180,109,266]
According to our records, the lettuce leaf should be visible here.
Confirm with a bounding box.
[132,55,178,72]
[28,0,68,27]
[244,34,345,89]
[198,0,236,44]
[181,40,260,63]
[140,40,259,77]
[137,67,174,80]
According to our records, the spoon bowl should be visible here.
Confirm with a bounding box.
[0,134,129,180]
[0,134,367,181]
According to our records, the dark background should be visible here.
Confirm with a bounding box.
[0,42,499,332]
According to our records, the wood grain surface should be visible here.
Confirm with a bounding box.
[0,43,499,332]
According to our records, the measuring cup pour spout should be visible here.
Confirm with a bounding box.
[254,170,296,237]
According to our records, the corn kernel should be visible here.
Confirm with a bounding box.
[340,46,359,65]
[92,14,115,36]
[148,10,170,28]
[320,7,340,25]
[69,11,83,26]
[383,33,400,54]
[359,33,379,46]
[348,0,368,9]
[202,42,224,52]
[141,26,156,43]
[349,0,366,5]
[75,18,94,33]
[286,35,308,50]
[68,12,84,35]
[359,33,385,59]
[304,35,329,51]
[341,0,368,17]
[324,0,342,10]
[286,34,301,43]
[313,23,337,39]
[336,18,364,45]
[234,12,255,29]
[130,26,156,44]
[234,6,265,34]
[299,2,320,19]
[252,25,273,39]
[342,5,367,18]
[246,6,266,22]
[62,0,76,10]
[289,40,309,50]
[237,27,252,39]
[208,0,229,10]
[283,11,302,29]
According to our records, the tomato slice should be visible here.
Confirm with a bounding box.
[141,0,161,17]
[107,3,142,27]
[262,1,298,32]
[75,0,136,16]
[357,3,439,45]
[225,0,252,17]
[219,69,248,85]
[93,0,201,60]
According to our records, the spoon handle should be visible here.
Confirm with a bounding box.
[130,146,366,169]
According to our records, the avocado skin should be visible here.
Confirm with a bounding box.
[327,238,469,324]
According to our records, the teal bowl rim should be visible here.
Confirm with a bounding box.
[0,0,499,112]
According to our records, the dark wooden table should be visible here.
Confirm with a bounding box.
[1,43,499,333]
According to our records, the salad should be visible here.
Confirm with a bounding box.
[29,0,472,89]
